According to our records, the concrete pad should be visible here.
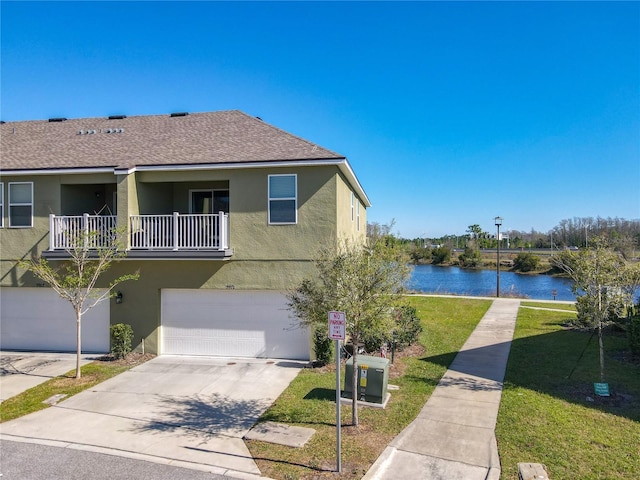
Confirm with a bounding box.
[340,392,391,409]
[244,421,315,447]
[1,356,304,475]
[0,351,95,402]
[518,462,550,480]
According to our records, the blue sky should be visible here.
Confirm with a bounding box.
[1,1,638,238]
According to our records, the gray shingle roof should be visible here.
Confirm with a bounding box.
[0,110,345,171]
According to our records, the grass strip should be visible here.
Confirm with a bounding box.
[0,355,151,423]
[496,307,640,479]
[520,301,576,311]
[246,296,492,480]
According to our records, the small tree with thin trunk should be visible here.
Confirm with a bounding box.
[287,238,411,426]
[551,236,640,382]
[20,228,139,378]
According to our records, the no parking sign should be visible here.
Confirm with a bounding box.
[328,311,346,340]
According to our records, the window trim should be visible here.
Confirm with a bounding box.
[356,200,361,231]
[0,183,4,228]
[8,181,33,228]
[268,174,297,225]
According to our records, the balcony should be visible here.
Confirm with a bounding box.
[129,212,229,251]
[46,213,232,260]
[49,214,118,251]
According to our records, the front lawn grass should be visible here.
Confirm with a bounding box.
[246,296,492,479]
[0,354,152,423]
[496,307,640,479]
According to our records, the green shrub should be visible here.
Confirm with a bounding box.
[432,246,452,264]
[394,305,423,350]
[409,246,431,264]
[312,324,333,366]
[110,323,134,359]
[513,252,540,272]
[362,330,386,354]
[362,305,423,353]
[457,246,482,268]
[574,295,625,329]
[629,316,640,355]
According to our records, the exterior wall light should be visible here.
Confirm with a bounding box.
[115,291,123,304]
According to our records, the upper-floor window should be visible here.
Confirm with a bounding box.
[268,174,297,224]
[0,183,4,228]
[356,200,361,231]
[9,182,33,228]
[351,192,355,222]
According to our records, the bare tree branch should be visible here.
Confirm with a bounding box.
[20,228,138,378]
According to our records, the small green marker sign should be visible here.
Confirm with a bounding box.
[594,383,610,397]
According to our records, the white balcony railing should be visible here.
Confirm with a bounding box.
[129,212,229,251]
[49,214,118,251]
[48,212,229,252]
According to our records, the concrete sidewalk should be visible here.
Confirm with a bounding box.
[1,352,96,402]
[363,298,520,480]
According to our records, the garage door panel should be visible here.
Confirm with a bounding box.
[161,290,309,359]
[1,288,109,352]
[163,329,268,357]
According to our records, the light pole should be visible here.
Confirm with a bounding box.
[495,216,503,298]
[585,225,589,248]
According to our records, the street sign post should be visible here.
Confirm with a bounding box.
[328,311,346,473]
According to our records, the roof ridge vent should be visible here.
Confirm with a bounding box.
[170,112,189,117]
[48,117,67,122]
[108,115,127,120]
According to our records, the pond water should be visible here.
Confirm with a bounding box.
[408,264,576,301]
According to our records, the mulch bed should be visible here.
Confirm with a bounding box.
[95,352,155,367]
[307,342,425,380]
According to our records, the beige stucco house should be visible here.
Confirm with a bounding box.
[0,111,370,359]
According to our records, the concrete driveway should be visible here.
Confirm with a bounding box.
[0,356,305,478]
[1,351,96,402]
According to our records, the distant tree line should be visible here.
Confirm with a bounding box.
[381,216,639,251]
[549,216,640,250]
[368,216,640,266]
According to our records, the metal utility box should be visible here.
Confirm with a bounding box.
[342,355,389,404]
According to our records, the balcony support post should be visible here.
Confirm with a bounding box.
[219,211,227,251]
[49,214,56,251]
[173,212,179,251]
[83,213,90,250]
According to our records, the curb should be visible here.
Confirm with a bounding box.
[0,434,274,480]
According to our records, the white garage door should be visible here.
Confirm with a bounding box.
[161,289,309,360]
[0,287,110,352]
